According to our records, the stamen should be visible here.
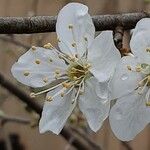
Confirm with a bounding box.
[23,71,30,76]
[127,65,132,71]
[44,43,54,49]
[43,77,48,83]
[46,96,53,101]
[30,80,68,97]
[35,59,41,64]
[31,46,36,51]
[68,24,73,29]
[145,89,150,106]
[146,48,150,53]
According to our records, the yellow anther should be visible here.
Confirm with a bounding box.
[55,74,60,79]
[55,69,61,75]
[43,77,48,83]
[73,76,78,80]
[85,63,91,69]
[61,92,64,97]
[46,96,53,101]
[49,58,53,62]
[68,24,73,29]
[31,46,36,51]
[70,57,76,62]
[127,65,132,71]
[44,43,53,49]
[23,71,30,76]
[57,37,61,42]
[146,101,150,106]
[62,83,71,88]
[72,43,76,47]
[30,92,35,98]
[146,48,150,52]
[135,66,141,72]
[35,59,41,64]
[84,37,88,41]
[75,54,78,58]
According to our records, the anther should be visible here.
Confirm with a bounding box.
[55,69,61,75]
[84,37,88,41]
[43,77,48,83]
[30,92,35,98]
[127,65,132,71]
[62,83,71,88]
[31,46,36,51]
[71,43,76,47]
[49,58,53,62]
[68,24,73,29]
[46,96,53,101]
[35,59,41,64]
[146,101,150,106]
[44,43,54,49]
[146,48,150,53]
[23,71,30,76]
[73,76,78,80]
[135,66,141,72]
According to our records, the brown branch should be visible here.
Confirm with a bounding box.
[0,73,102,150]
[0,12,149,34]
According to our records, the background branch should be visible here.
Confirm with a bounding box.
[0,12,149,34]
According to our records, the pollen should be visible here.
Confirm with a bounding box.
[135,66,141,72]
[49,58,53,62]
[46,96,53,101]
[71,43,76,47]
[55,69,61,75]
[44,43,53,49]
[68,24,73,29]
[35,59,41,64]
[146,48,150,53]
[23,71,30,76]
[84,37,88,41]
[43,77,48,83]
[127,65,132,71]
[31,46,36,51]
[146,101,150,106]
[30,92,35,98]
[62,82,71,88]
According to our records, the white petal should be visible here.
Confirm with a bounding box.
[109,90,150,141]
[39,87,76,134]
[79,77,110,132]
[88,31,121,82]
[11,47,67,87]
[109,56,143,99]
[130,30,150,64]
[132,18,150,36]
[56,3,95,57]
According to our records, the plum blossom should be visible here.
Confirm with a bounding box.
[11,3,121,134]
[109,18,150,141]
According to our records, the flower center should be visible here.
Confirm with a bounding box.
[127,63,150,106]
[67,61,91,83]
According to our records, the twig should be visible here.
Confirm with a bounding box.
[0,114,30,125]
[0,73,102,150]
[113,26,124,51]
[121,141,132,150]
[0,12,149,34]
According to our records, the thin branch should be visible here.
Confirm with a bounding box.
[0,12,149,34]
[0,73,102,150]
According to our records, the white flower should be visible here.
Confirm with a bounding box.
[109,18,150,141]
[11,3,121,134]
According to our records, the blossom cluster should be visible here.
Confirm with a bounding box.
[11,3,150,141]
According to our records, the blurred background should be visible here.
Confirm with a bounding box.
[0,0,150,150]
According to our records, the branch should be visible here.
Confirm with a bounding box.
[0,73,102,150]
[0,12,149,34]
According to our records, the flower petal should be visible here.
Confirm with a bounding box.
[56,3,95,57]
[11,47,67,87]
[130,30,150,64]
[109,56,143,99]
[88,31,121,82]
[132,18,150,36]
[109,90,150,141]
[39,87,76,134]
[79,77,110,132]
